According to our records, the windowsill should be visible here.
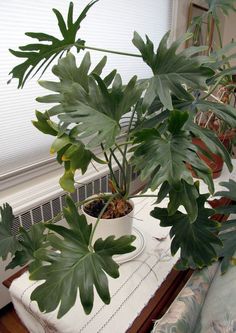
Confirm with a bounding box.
[0,160,111,215]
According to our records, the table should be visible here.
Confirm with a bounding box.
[3,163,235,333]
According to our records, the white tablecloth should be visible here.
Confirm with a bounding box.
[10,196,177,333]
[9,163,236,333]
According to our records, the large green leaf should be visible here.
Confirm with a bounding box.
[132,111,213,192]
[6,223,47,272]
[36,52,146,150]
[30,196,136,317]
[0,203,47,271]
[0,204,21,260]
[168,181,200,223]
[132,31,214,110]
[154,180,200,223]
[37,52,146,121]
[151,193,222,268]
[8,1,98,87]
[58,103,120,149]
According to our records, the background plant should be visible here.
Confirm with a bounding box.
[187,0,236,137]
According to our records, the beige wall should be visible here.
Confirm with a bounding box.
[222,10,236,45]
[222,11,236,65]
[174,0,228,50]
[175,0,207,38]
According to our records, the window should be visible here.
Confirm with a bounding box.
[0,0,173,189]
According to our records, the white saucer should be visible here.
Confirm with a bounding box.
[113,227,146,264]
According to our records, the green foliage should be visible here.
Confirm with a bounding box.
[132,31,214,110]
[32,111,58,136]
[29,196,136,317]
[211,40,236,64]
[132,111,213,220]
[215,179,236,200]
[5,0,236,319]
[213,179,236,273]
[33,109,101,192]
[0,196,136,316]
[36,52,146,149]
[196,101,236,128]
[34,52,146,192]
[206,0,236,18]
[170,94,234,174]
[167,181,200,223]
[189,124,232,174]
[151,193,222,269]
[0,204,21,260]
[8,1,98,88]
[6,223,47,272]
[0,204,47,271]
[188,1,236,45]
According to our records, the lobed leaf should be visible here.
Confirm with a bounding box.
[30,196,136,317]
[151,193,222,268]
[0,204,21,260]
[6,223,47,272]
[133,31,214,110]
[132,111,212,192]
[8,1,98,87]
[215,179,236,200]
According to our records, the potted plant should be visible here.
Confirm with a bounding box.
[1,0,236,318]
[187,0,236,177]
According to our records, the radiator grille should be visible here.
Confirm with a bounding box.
[13,166,141,233]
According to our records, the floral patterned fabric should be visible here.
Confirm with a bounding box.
[153,261,236,333]
[152,262,219,333]
[194,262,236,333]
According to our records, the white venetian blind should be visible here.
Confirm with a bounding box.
[0,0,173,178]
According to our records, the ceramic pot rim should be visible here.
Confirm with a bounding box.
[81,194,134,221]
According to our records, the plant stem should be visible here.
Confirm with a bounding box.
[128,194,158,199]
[101,144,120,192]
[115,143,130,197]
[109,147,127,194]
[88,194,117,248]
[203,77,223,100]
[122,108,136,191]
[215,20,223,49]
[75,43,142,58]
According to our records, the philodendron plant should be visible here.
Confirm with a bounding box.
[1,0,236,318]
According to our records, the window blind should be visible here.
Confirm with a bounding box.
[0,0,173,179]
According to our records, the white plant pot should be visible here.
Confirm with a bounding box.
[82,196,134,243]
